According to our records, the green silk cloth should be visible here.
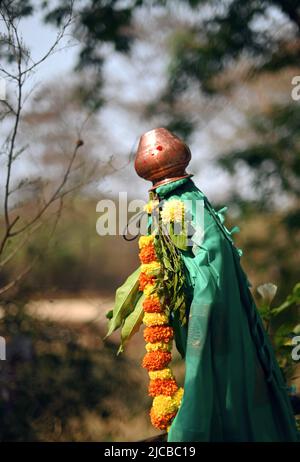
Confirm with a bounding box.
[154,178,298,442]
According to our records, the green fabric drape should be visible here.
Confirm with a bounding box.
[155,178,298,442]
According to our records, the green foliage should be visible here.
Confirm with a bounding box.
[118,293,145,354]
[41,0,141,108]
[168,222,188,252]
[165,0,300,96]
[106,266,142,338]
[155,1,300,219]
[0,0,33,21]
[44,0,134,52]
[0,0,33,63]
[219,103,300,208]
[153,219,188,326]
[257,282,300,379]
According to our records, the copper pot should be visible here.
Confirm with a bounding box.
[134,128,192,190]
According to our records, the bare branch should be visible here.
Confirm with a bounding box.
[0,2,76,256]
[0,221,42,269]
[0,260,36,296]
[9,140,84,237]
[0,1,96,300]
[0,99,16,115]
[21,2,74,77]
[0,197,64,293]
[1,10,24,247]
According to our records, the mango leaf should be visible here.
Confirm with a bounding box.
[105,266,141,338]
[117,293,145,354]
[169,224,188,251]
[163,256,173,271]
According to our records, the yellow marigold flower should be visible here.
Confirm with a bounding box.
[149,368,174,380]
[143,312,169,327]
[138,235,154,249]
[143,294,162,313]
[144,200,159,214]
[146,342,172,353]
[150,408,176,430]
[173,387,184,407]
[146,293,160,303]
[143,284,156,297]
[141,261,161,276]
[152,387,183,417]
[161,199,185,224]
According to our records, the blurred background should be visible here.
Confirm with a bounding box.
[0,0,299,441]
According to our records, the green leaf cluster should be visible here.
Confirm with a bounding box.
[257,282,300,378]
[105,267,144,353]
[153,220,188,326]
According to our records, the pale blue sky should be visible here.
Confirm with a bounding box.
[19,10,78,84]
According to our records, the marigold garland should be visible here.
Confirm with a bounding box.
[138,235,154,249]
[148,378,178,397]
[142,295,162,313]
[143,312,169,327]
[138,232,183,431]
[143,284,156,297]
[142,351,172,371]
[141,261,161,275]
[143,325,174,344]
[150,409,177,431]
[145,342,171,353]
[152,388,184,416]
[139,245,157,264]
[149,368,174,380]
[139,272,156,291]
[144,199,159,215]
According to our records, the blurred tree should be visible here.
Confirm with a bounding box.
[0,0,83,296]
[163,0,300,94]
[44,0,299,295]
[156,0,300,213]
[32,0,299,210]
[148,0,300,299]
[0,1,119,296]
[219,103,300,211]
[41,0,142,111]
[0,2,149,442]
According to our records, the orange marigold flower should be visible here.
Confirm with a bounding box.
[143,296,162,313]
[150,408,176,431]
[142,351,172,371]
[144,326,174,344]
[139,244,157,264]
[139,272,156,291]
[148,378,178,397]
